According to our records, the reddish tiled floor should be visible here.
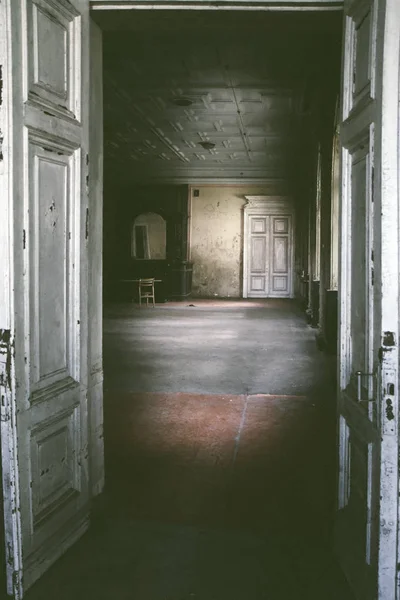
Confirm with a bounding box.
[105,392,246,525]
[25,390,351,600]
[105,391,336,540]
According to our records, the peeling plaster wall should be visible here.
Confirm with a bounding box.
[190,185,287,298]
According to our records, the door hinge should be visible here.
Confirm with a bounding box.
[22,229,26,249]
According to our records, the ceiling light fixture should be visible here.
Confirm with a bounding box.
[199,141,216,150]
[172,97,193,107]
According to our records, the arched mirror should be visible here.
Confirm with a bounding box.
[132,212,167,260]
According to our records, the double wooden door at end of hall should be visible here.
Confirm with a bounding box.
[245,214,293,298]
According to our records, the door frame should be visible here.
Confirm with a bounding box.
[242,196,295,298]
[90,0,344,11]
[0,1,24,595]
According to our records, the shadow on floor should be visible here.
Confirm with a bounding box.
[26,390,354,600]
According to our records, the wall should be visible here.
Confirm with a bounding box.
[190,184,287,298]
[103,184,188,300]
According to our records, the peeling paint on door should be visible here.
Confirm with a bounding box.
[0,329,12,392]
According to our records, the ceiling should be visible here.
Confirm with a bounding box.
[96,11,342,184]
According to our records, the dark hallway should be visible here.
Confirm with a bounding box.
[23,9,344,598]
[25,300,354,599]
[3,0,400,596]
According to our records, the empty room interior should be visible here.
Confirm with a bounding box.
[23,7,357,600]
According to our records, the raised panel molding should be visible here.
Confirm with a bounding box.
[250,237,266,272]
[34,6,67,99]
[343,124,374,379]
[251,218,266,234]
[30,404,81,530]
[26,0,81,121]
[273,237,288,273]
[31,376,79,406]
[273,218,289,234]
[272,276,288,291]
[343,0,377,119]
[250,276,266,292]
[26,132,81,399]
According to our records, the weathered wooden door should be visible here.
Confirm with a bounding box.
[0,1,102,597]
[243,196,294,298]
[336,0,400,598]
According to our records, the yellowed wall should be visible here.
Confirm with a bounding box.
[190,184,287,297]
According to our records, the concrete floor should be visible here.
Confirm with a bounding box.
[103,299,332,396]
[25,300,354,600]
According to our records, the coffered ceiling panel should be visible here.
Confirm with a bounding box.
[99,10,342,183]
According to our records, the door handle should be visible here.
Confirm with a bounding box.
[354,371,375,402]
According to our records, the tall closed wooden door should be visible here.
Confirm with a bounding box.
[245,213,293,298]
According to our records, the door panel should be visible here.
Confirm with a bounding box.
[273,218,289,234]
[347,0,376,113]
[247,215,269,297]
[0,0,92,597]
[250,276,266,293]
[272,237,288,273]
[29,138,80,394]
[251,236,267,273]
[336,0,400,598]
[27,0,82,119]
[272,276,288,292]
[349,138,372,378]
[251,218,267,234]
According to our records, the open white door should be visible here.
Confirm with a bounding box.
[336,0,400,598]
[0,0,100,597]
